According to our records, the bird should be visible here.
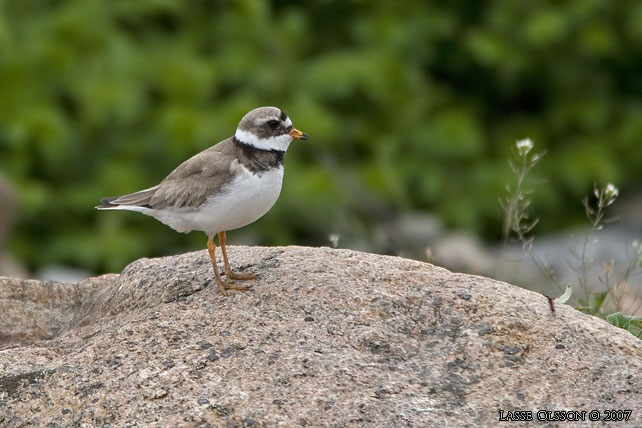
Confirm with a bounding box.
[96,106,308,295]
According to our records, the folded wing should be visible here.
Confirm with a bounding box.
[96,139,236,211]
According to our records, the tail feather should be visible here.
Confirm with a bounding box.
[95,196,120,210]
[95,186,158,210]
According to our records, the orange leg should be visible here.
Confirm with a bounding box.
[218,231,257,281]
[206,235,227,296]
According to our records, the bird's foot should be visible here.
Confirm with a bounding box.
[223,281,251,291]
[226,271,257,281]
[213,279,251,296]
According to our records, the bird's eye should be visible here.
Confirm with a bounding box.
[267,120,279,129]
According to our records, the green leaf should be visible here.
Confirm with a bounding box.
[554,284,572,304]
[606,313,642,338]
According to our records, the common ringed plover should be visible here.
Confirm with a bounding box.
[97,106,308,295]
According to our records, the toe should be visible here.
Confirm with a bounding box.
[223,282,250,291]
[228,271,257,281]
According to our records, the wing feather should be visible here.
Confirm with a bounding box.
[150,140,236,209]
[96,138,238,211]
[147,139,238,210]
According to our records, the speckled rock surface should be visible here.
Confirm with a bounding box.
[1,246,641,427]
[0,276,109,345]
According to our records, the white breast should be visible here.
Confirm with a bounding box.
[152,165,284,235]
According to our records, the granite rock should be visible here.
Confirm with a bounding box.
[1,246,641,427]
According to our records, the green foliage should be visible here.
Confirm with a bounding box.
[1,0,642,273]
[606,313,642,339]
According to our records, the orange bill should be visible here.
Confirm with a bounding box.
[289,128,309,140]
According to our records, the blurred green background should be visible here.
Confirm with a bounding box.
[1,0,641,275]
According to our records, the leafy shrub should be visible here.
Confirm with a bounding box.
[1,1,641,273]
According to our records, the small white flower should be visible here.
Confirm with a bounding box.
[604,183,619,199]
[515,138,533,156]
[328,233,340,248]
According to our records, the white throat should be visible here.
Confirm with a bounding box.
[235,129,293,151]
